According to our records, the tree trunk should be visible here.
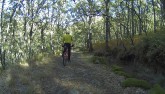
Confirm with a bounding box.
[160,0,165,26]
[87,15,93,52]
[0,0,6,70]
[87,0,93,52]
[29,23,33,59]
[138,0,142,35]
[126,1,130,38]
[131,0,134,36]
[161,0,165,19]
[152,0,156,33]
[105,0,110,50]
[41,23,48,52]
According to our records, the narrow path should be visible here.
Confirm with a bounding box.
[0,52,147,94]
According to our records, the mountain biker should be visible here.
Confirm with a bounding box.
[62,31,73,61]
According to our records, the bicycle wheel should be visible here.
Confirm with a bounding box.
[63,53,67,66]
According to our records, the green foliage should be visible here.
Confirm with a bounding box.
[54,49,61,56]
[32,52,49,61]
[122,78,152,89]
[149,84,165,94]
[145,32,165,63]
[135,30,165,71]
[0,0,164,71]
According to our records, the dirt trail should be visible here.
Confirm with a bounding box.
[0,52,147,94]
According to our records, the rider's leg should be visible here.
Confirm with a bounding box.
[62,43,67,57]
[68,44,71,61]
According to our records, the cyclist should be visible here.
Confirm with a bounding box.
[62,31,73,62]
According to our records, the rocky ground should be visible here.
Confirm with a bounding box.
[0,52,148,94]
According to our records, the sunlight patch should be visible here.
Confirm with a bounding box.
[6,73,12,83]
[53,77,77,87]
[19,62,29,68]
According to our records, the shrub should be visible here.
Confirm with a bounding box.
[122,78,152,89]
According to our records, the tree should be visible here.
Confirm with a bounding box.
[161,0,165,19]
[152,0,156,33]
[104,0,110,50]
[0,0,6,69]
[0,0,164,70]
[87,0,94,52]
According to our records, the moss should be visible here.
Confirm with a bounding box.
[122,78,152,89]
[149,84,165,94]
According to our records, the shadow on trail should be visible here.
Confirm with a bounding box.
[4,52,124,94]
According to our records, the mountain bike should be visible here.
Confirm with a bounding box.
[62,44,74,66]
[62,45,69,66]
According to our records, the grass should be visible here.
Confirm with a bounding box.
[111,65,123,71]
[112,65,151,89]
[111,65,132,78]
[8,78,17,87]
[19,75,30,85]
[26,84,44,94]
[6,55,53,93]
[122,78,152,89]
[113,71,132,78]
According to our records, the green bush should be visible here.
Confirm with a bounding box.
[134,30,165,74]
[149,84,165,94]
[122,78,152,89]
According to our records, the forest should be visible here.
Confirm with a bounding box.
[0,0,165,93]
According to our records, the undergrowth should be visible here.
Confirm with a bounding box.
[122,78,152,89]
[93,28,165,90]
[93,29,165,72]
[111,64,133,78]
[111,64,152,89]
